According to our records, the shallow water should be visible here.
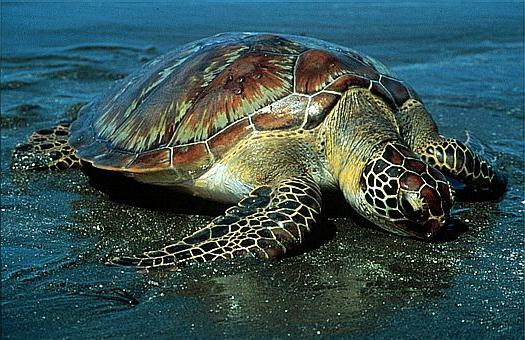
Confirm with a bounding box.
[1,2,524,339]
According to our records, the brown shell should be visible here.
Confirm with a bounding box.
[70,32,419,176]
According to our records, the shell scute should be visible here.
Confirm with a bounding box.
[252,94,308,131]
[379,76,411,107]
[370,81,396,109]
[294,49,347,94]
[209,118,252,159]
[325,74,370,93]
[69,128,94,152]
[94,42,249,153]
[174,51,295,144]
[245,34,307,55]
[294,49,379,94]
[76,141,110,161]
[304,92,339,129]
[127,148,171,171]
[91,151,136,170]
[171,143,211,172]
[69,103,96,149]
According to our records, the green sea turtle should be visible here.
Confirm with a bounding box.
[12,32,507,269]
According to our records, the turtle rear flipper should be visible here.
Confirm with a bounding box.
[110,175,322,270]
[11,123,81,171]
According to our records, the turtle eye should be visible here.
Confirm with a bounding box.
[399,191,424,222]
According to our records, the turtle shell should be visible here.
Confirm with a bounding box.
[70,32,419,177]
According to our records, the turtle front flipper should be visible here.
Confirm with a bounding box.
[397,100,507,199]
[417,134,507,199]
[110,175,322,270]
[11,123,81,171]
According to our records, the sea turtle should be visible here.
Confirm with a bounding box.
[12,32,507,269]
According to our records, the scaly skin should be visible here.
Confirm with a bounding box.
[112,175,322,269]
[395,99,507,199]
[11,124,81,171]
[323,88,454,239]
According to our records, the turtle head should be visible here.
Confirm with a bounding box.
[352,143,455,240]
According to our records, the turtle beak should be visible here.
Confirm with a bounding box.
[391,217,448,241]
